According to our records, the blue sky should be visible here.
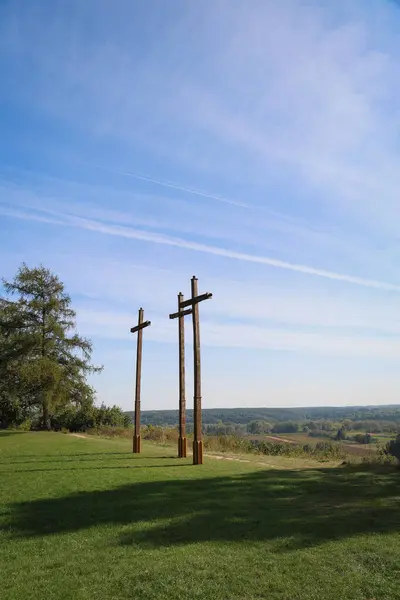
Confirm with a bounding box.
[1,0,400,410]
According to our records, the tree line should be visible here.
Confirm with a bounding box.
[0,264,128,431]
[133,406,400,429]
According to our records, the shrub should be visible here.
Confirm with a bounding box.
[353,433,372,445]
[15,418,32,431]
[384,435,400,463]
[86,426,132,439]
[360,441,397,467]
[52,403,131,432]
[204,435,254,454]
[335,427,346,441]
[271,421,298,433]
[142,425,179,445]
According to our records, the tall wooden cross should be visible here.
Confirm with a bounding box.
[169,293,191,457]
[170,277,212,464]
[130,308,151,453]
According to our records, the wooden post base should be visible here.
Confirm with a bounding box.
[192,440,203,465]
[178,437,187,458]
[133,434,141,453]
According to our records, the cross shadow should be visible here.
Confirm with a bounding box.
[0,430,29,437]
[3,465,399,551]
[4,455,178,465]
[0,463,191,474]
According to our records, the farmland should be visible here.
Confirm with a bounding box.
[1,431,400,600]
[260,432,378,457]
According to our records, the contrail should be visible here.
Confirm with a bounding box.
[4,204,400,292]
[82,161,270,211]
[38,209,400,292]
[116,170,251,208]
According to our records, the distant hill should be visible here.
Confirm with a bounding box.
[125,405,400,426]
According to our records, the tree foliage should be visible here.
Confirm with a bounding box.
[385,435,400,462]
[353,433,372,445]
[247,420,272,434]
[335,427,347,441]
[271,421,298,434]
[0,264,102,429]
[52,403,131,432]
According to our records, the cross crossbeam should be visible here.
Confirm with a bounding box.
[169,307,192,320]
[130,320,151,334]
[179,292,212,309]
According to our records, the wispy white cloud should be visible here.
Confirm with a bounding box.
[23,251,395,336]
[1,200,399,292]
[84,162,254,210]
[2,1,400,406]
[77,305,400,360]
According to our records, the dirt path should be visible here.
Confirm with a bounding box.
[206,453,291,469]
[263,435,297,444]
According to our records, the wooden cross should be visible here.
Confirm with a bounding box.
[130,308,151,453]
[169,293,191,457]
[170,277,212,464]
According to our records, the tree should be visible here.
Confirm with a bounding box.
[0,264,102,429]
[335,427,346,441]
[248,420,272,435]
[354,433,372,445]
[271,421,298,434]
[306,421,318,431]
[385,435,400,463]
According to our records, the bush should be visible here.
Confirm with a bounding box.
[271,421,298,433]
[384,435,400,463]
[52,403,130,432]
[15,418,32,431]
[142,425,179,445]
[353,433,372,445]
[0,394,32,429]
[360,441,397,466]
[335,427,346,441]
[314,441,347,459]
[86,426,132,439]
[247,420,272,434]
[204,435,254,454]
[131,426,349,463]
[202,436,347,461]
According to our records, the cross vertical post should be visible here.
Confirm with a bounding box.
[191,277,203,464]
[134,308,143,453]
[178,293,187,458]
[130,308,151,454]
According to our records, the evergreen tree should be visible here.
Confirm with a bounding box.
[0,264,102,429]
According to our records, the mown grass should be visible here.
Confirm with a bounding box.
[1,432,400,600]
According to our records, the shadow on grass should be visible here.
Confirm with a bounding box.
[4,455,178,464]
[0,430,29,437]
[3,465,400,550]
[0,463,190,473]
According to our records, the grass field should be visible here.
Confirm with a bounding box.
[1,432,400,600]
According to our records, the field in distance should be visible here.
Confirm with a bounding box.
[259,432,379,457]
[1,431,400,600]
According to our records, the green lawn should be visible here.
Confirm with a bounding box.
[1,432,399,600]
